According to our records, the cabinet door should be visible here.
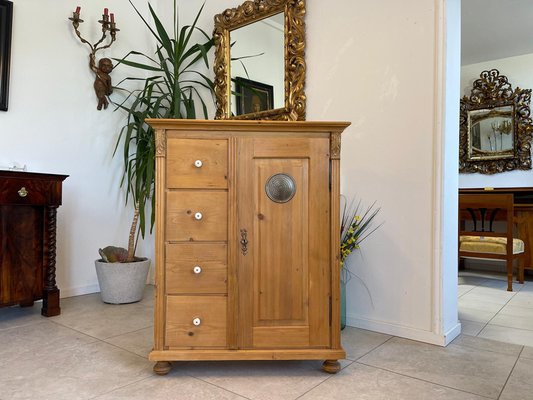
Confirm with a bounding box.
[236,137,331,349]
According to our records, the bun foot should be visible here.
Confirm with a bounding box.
[322,359,341,374]
[153,361,172,375]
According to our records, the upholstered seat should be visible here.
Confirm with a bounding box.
[458,193,526,291]
[459,236,525,255]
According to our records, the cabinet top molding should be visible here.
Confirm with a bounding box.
[146,119,351,133]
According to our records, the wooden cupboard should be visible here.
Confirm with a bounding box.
[147,119,349,375]
[0,170,68,316]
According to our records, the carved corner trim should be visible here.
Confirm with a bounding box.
[155,129,166,157]
[331,132,341,159]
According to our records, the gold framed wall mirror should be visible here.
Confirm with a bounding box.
[460,69,533,174]
[213,0,306,121]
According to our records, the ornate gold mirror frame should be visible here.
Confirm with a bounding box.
[460,69,533,174]
[213,0,306,121]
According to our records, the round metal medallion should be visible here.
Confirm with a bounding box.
[265,173,296,203]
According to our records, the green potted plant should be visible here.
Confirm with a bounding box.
[95,0,214,303]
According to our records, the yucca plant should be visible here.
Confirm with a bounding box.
[108,0,214,262]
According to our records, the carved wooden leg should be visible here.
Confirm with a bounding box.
[42,206,61,317]
[153,361,172,375]
[322,359,341,374]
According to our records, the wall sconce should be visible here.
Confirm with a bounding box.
[68,6,119,110]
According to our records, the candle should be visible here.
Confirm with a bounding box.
[110,13,114,23]
[104,8,108,15]
[75,6,81,14]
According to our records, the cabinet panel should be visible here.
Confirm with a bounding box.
[166,243,227,294]
[166,191,227,242]
[0,206,43,304]
[167,138,228,189]
[165,295,227,348]
[254,159,309,324]
[237,137,331,349]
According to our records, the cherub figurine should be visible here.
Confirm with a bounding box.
[91,57,113,110]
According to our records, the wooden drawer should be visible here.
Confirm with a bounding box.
[165,295,227,348]
[166,191,227,242]
[166,243,227,294]
[167,138,228,189]
[0,177,62,206]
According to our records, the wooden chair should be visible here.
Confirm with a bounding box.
[458,193,525,291]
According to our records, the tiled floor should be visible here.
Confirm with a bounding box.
[459,271,533,347]
[1,285,533,400]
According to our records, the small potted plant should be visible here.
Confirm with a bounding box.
[95,0,214,303]
[95,204,150,304]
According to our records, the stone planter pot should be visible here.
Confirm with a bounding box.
[94,258,150,304]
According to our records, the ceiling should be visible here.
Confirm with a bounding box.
[462,0,533,65]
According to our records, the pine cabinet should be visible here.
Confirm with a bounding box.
[147,119,349,375]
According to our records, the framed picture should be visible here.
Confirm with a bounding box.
[235,77,274,115]
[0,0,13,111]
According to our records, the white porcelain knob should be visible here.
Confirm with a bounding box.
[194,160,203,168]
[194,212,203,220]
[192,317,201,326]
[193,266,202,274]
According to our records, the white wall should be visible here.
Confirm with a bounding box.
[2,0,459,346]
[305,0,460,344]
[460,53,533,188]
[1,0,153,297]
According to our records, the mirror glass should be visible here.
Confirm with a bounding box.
[230,13,285,116]
[467,106,514,159]
[213,0,306,121]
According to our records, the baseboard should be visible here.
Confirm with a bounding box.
[443,321,462,345]
[60,284,100,298]
[346,314,459,346]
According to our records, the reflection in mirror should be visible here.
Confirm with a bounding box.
[213,0,306,121]
[468,106,514,159]
[459,69,533,174]
[231,13,284,116]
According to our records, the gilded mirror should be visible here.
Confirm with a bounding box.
[460,69,533,174]
[213,0,306,120]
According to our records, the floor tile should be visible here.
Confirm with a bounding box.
[490,305,533,331]
[105,326,153,358]
[460,320,485,336]
[520,345,533,360]
[450,334,523,357]
[0,302,46,330]
[93,370,247,400]
[177,360,351,400]
[507,291,533,309]
[0,320,97,366]
[341,326,392,360]
[478,325,533,348]
[458,297,505,313]
[49,289,153,339]
[459,306,497,324]
[300,362,488,400]
[459,291,512,306]
[458,284,478,296]
[0,341,152,400]
[467,286,516,301]
[499,358,533,400]
[358,337,517,398]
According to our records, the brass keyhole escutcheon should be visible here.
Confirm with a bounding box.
[18,187,28,197]
[240,229,248,255]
